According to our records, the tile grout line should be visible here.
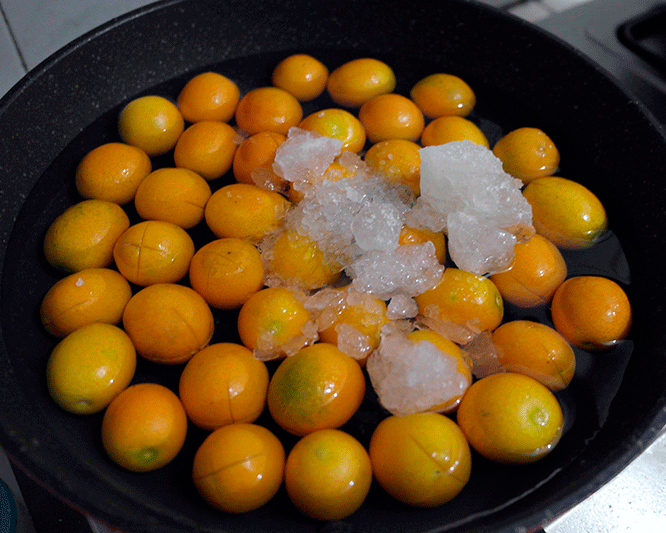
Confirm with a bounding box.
[0,2,28,73]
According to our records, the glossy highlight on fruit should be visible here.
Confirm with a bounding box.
[235,86,303,135]
[177,71,240,123]
[410,73,476,118]
[43,199,130,273]
[327,58,396,107]
[75,142,151,205]
[192,423,285,513]
[551,275,631,350]
[523,176,608,249]
[457,372,564,463]
[369,412,472,507]
[40,268,132,337]
[46,323,136,414]
[272,54,329,102]
[102,383,188,472]
[492,127,559,183]
[267,343,365,436]
[179,343,269,430]
[490,234,567,308]
[113,220,195,286]
[122,283,214,364]
[118,95,184,157]
[492,320,575,390]
[285,429,372,520]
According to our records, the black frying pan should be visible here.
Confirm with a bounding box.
[2,1,666,532]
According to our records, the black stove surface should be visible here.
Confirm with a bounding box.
[539,0,666,126]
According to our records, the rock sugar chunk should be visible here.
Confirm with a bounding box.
[366,325,470,416]
[447,211,518,280]
[282,151,404,268]
[351,202,405,253]
[271,128,436,297]
[347,242,444,301]
[406,141,533,275]
[304,288,387,362]
[272,127,343,193]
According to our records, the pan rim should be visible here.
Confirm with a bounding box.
[2,0,666,531]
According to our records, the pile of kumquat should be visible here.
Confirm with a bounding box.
[39,53,632,521]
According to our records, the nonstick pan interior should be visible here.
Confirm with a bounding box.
[2,1,666,532]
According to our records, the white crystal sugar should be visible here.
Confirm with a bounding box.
[366,325,470,416]
[272,127,343,191]
[351,202,404,252]
[447,211,518,276]
[413,141,533,275]
[347,242,444,300]
[273,128,424,281]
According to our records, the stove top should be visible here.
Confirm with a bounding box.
[539,0,666,125]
